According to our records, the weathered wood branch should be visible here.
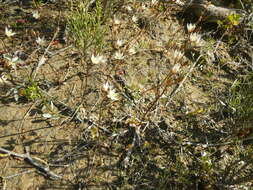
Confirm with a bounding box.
[181,0,246,22]
[0,147,62,180]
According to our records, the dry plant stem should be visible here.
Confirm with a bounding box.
[124,27,146,51]
[82,58,90,101]
[4,170,35,179]
[0,147,62,180]
[0,39,8,52]
[221,159,243,182]
[181,135,253,147]
[214,31,226,54]
[2,180,6,190]
[166,54,203,107]
[33,27,59,79]
[142,71,175,120]
[17,102,36,143]
[40,89,111,133]
[230,176,253,186]
[0,125,54,139]
[47,45,73,57]
[238,0,245,9]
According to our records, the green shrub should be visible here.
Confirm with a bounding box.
[67,0,107,54]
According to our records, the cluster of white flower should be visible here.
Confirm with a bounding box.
[113,51,124,60]
[2,53,21,76]
[36,36,46,46]
[125,5,133,12]
[132,15,138,23]
[172,49,184,60]
[189,33,203,47]
[174,0,184,6]
[113,16,121,25]
[128,47,137,55]
[3,53,19,70]
[151,0,158,5]
[102,82,120,101]
[32,10,40,19]
[115,39,125,48]
[5,27,16,38]
[91,54,107,64]
[165,49,183,73]
[187,23,196,33]
[171,63,181,74]
[186,23,204,47]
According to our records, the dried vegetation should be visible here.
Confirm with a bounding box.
[0,0,253,189]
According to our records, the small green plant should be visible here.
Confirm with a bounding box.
[20,81,42,101]
[227,13,241,26]
[67,0,107,53]
[33,0,45,7]
[217,13,241,29]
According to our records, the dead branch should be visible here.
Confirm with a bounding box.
[0,147,62,180]
[182,0,246,22]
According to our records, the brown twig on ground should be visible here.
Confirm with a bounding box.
[0,146,62,180]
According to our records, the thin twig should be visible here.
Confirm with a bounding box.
[17,102,36,143]
[0,125,54,139]
[4,170,35,179]
[40,89,111,134]
[47,45,73,57]
[182,135,253,147]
